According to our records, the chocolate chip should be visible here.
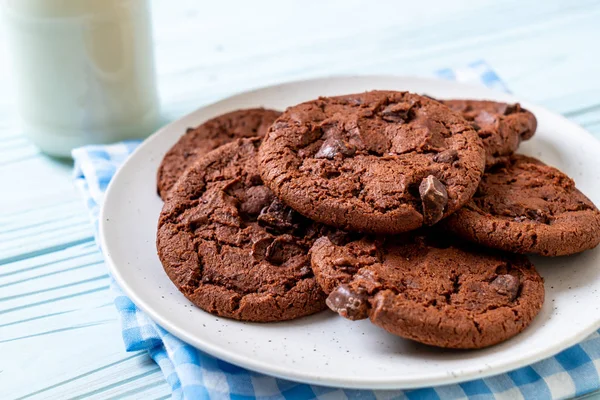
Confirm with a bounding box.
[527,208,551,224]
[381,102,413,123]
[240,186,273,216]
[224,179,274,218]
[326,284,369,320]
[514,209,551,224]
[330,256,359,274]
[248,173,263,186]
[470,122,481,131]
[314,137,356,159]
[503,103,521,116]
[257,199,299,234]
[422,94,439,102]
[327,230,359,246]
[358,109,374,118]
[419,175,448,225]
[264,236,305,265]
[490,274,520,301]
[332,256,353,266]
[251,237,273,261]
[433,149,459,164]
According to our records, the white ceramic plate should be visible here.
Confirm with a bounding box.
[100,76,600,389]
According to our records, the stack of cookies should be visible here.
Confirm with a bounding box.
[156,91,600,349]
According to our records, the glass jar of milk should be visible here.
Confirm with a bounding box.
[2,0,160,157]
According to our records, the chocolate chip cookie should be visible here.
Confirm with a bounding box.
[157,108,281,199]
[258,91,485,234]
[443,155,600,256]
[440,100,537,167]
[310,234,544,349]
[157,138,329,322]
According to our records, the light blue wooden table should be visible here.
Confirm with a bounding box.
[1,1,600,398]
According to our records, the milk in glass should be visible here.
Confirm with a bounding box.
[2,0,160,157]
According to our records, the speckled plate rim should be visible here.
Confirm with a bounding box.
[100,75,600,390]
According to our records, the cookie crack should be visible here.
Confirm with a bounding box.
[472,319,483,335]
[443,273,462,305]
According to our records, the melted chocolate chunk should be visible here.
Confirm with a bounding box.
[419,175,448,225]
[504,104,520,115]
[433,149,459,164]
[239,185,273,216]
[251,237,273,262]
[314,137,356,159]
[326,284,369,320]
[490,274,520,301]
[257,199,299,234]
[381,102,413,123]
[264,235,305,266]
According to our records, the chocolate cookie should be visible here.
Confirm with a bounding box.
[157,108,281,199]
[258,91,485,234]
[157,138,329,322]
[443,155,600,256]
[440,100,537,167]
[310,234,544,349]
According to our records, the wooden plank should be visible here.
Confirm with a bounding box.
[0,204,93,265]
[5,347,171,399]
[148,0,600,118]
[0,241,170,399]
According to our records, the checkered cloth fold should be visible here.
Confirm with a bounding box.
[73,61,600,400]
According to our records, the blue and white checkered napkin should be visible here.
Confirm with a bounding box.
[73,61,600,400]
